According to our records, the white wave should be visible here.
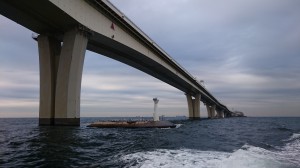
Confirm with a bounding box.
[281,133,300,166]
[221,144,295,168]
[122,149,229,168]
[122,143,300,168]
[288,133,300,141]
[175,124,182,128]
[160,124,182,130]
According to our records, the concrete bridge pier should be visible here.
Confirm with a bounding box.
[206,105,211,118]
[186,94,201,120]
[38,28,88,126]
[206,104,216,119]
[216,110,225,118]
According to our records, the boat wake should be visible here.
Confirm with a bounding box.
[175,124,182,128]
[160,124,182,130]
[122,133,300,168]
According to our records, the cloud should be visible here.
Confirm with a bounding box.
[81,54,187,117]
[0,16,38,71]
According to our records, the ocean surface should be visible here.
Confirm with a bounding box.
[0,117,300,168]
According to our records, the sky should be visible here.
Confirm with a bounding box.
[1,0,300,118]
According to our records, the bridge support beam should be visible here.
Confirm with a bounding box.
[206,104,216,119]
[38,28,88,126]
[186,94,201,120]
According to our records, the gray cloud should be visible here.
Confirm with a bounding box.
[109,0,300,116]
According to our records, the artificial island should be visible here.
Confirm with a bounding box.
[87,98,176,128]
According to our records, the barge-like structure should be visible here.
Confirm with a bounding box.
[88,98,176,128]
[87,120,176,128]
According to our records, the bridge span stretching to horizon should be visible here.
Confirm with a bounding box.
[0,0,232,126]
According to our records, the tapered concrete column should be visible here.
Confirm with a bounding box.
[216,110,224,118]
[206,104,216,119]
[211,105,216,118]
[38,28,88,126]
[38,35,61,126]
[186,94,201,120]
[186,94,194,119]
[216,111,221,118]
[54,28,88,126]
[206,105,212,118]
[193,94,201,119]
[221,110,225,118]
[216,111,220,118]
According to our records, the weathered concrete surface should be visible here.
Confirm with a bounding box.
[186,94,201,120]
[38,28,87,126]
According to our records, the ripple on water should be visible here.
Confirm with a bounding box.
[1,118,300,167]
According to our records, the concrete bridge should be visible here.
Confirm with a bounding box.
[0,0,231,126]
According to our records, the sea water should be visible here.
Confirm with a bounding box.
[0,117,299,167]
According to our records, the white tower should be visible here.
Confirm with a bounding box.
[153,98,159,121]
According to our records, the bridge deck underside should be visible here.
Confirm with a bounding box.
[0,0,230,114]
